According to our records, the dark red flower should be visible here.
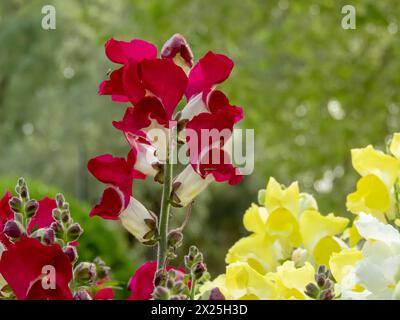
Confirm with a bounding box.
[0,237,73,300]
[127,261,184,300]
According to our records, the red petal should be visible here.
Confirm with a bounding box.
[197,148,244,185]
[98,67,129,102]
[139,59,188,118]
[89,187,125,220]
[112,98,168,135]
[27,197,57,234]
[88,154,133,200]
[207,90,243,123]
[186,51,234,100]
[105,38,157,64]
[127,261,184,300]
[122,61,146,105]
[0,191,13,222]
[0,237,73,300]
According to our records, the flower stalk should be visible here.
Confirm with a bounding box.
[157,126,176,271]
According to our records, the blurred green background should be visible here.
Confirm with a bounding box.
[1,0,400,297]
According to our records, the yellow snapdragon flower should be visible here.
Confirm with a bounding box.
[346,145,400,221]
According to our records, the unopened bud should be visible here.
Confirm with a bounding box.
[305,283,320,299]
[50,221,63,235]
[9,197,23,213]
[67,223,83,241]
[193,262,207,280]
[56,193,65,208]
[315,273,327,287]
[152,286,170,300]
[25,199,39,218]
[74,262,96,283]
[209,287,225,300]
[3,220,22,239]
[320,289,334,300]
[52,208,61,221]
[19,186,28,200]
[63,245,78,262]
[167,229,183,247]
[60,210,70,224]
[74,289,93,300]
[161,33,193,73]
[43,228,55,245]
[154,269,167,287]
[291,247,308,267]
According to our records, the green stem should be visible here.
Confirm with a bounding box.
[156,128,175,271]
[190,279,197,300]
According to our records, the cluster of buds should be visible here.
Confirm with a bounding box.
[184,246,209,297]
[42,194,82,248]
[72,257,113,300]
[3,178,38,241]
[152,269,187,300]
[305,265,335,300]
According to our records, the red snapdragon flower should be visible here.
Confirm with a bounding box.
[127,261,184,300]
[0,237,73,300]
[88,153,158,243]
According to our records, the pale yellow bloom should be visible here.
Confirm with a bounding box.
[264,177,299,216]
[299,209,349,265]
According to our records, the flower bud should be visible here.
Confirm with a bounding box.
[315,273,327,287]
[74,262,97,283]
[50,221,63,234]
[56,193,65,208]
[320,289,334,300]
[119,197,158,243]
[19,186,28,200]
[43,228,55,245]
[25,199,39,218]
[209,287,225,300]
[60,210,70,224]
[9,197,23,213]
[193,262,207,280]
[305,283,319,299]
[67,223,83,241]
[291,247,308,267]
[63,245,78,262]
[152,286,170,300]
[52,208,62,221]
[74,289,93,300]
[161,33,193,74]
[154,269,168,287]
[3,220,22,239]
[167,229,183,248]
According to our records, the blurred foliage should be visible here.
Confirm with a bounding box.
[1,0,400,278]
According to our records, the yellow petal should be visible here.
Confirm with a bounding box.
[265,177,299,216]
[348,222,363,247]
[226,234,278,274]
[351,145,399,187]
[346,175,389,220]
[243,203,268,234]
[265,208,302,247]
[225,262,277,300]
[313,236,344,266]
[299,209,349,252]
[329,248,362,283]
[390,133,400,159]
